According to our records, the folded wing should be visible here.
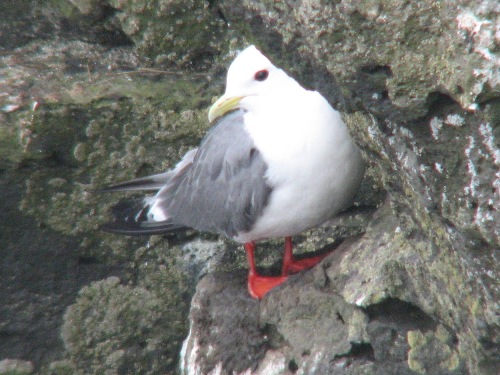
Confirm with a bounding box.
[100,110,272,238]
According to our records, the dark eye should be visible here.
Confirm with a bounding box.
[254,69,269,81]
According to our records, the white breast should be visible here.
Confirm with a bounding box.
[234,89,364,243]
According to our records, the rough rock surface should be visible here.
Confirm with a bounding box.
[0,0,498,374]
[183,202,486,375]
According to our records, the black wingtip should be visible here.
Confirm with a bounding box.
[100,222,149,236]
[100,220,188,236]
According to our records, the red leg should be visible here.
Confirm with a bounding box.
[245,242,287,300]
[281,236,294,276]
[281,236,330,275]
[244,238,331,299]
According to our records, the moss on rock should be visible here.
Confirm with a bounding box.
[18,74,211,260]
[62,272,189,374]
[408,325,462,374]
[0,359,34,375]
[107,0,228,66]
[222,0,498,116]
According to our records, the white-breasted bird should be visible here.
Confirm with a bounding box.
[101,45,365,299]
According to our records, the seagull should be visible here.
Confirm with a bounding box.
[101,45,365,299]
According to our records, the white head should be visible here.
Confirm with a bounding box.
[208,46,301,122]
[225,46,297,96]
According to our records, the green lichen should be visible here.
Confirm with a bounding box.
[107,0,228,66]
[18,73,213,260]
[0,359,34,375]
[238,0,497,115]
[408,325,461,374]
[62,271,190,374]
[45,360,76,375]
[0,110,30,169]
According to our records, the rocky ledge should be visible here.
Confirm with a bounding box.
[0,1,498,374]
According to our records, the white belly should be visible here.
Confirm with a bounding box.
[234,90,364,243]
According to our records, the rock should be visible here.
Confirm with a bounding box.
[180,204,472,374]
[106,0,229,67]
[192,1,498,373]
[0,170,124,372]
[0,1,225,372]
[62,275,190,374]
[0,0,498,374]
[47,360,76,375]
[0,359,34,374]
[180,272,267,375]
[220,0,499,116]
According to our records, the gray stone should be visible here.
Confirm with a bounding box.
[0,0,498,374]
[0,359,34,374]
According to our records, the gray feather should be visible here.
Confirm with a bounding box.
[101,110,272,238]
[156,109,272,238]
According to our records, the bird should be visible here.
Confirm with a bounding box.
[100,45,365,299]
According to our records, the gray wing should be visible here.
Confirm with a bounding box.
[100,148,197,235]
[101,110,272,238]
[153,109,272,238]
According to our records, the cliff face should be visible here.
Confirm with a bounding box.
[0,1,498,374]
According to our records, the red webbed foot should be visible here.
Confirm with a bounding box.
[247,273,288,299]
[282,236,331,275]
[244,238,331,299]
[245,242,287,299]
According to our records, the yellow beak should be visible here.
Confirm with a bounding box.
[208,95,244,123]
